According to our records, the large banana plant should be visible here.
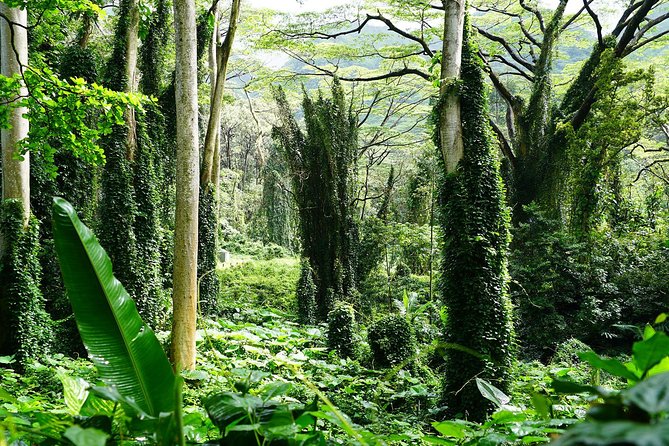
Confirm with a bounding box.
[51,197,180,443]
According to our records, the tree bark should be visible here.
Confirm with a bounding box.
[0,5,30,227]
[124,0,140,160]
[438,0,465,173]
[170,0,199,370]
[201,0,241,186]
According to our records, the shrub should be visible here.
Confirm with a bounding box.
[367,315,415,369]
[328,302,357,359]
[296,259,317,324]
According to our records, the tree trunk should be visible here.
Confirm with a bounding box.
[201,0,241,186]
[0,5,30,227]
[435,7,514,421]
[124,0,140,161]
[170,0,199,370]
[438,0,465,173]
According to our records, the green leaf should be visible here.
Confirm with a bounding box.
[261,382,292,401]
[476,378,510,407]
[51,197,177,417]
[551,379,610,398]
[578,351,639,381]
[63,425,109,446]
[655,314,667,325]
[553,420,669,446]
[0,387,17,404]
[624,372,669,416]
[58,372,89,416]
[633,332,669,375]
[432,420,471,439]
[531,393,551,419]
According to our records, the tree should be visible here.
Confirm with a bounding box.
[199,0,242,314]
[273,81,358,321]
[170,0,200,370]
[263,0,669,224]
[0,3,53,366]
[97,0,163,327]
[0,3,29,223]
[434,6,514,421]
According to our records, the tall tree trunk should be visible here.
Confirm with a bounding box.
[0,5,53,367]
[435,7,514,421]
[0,5,30,226]
[171,0,199,370]
[201,0,241,186]
[124,0,140,161]
[438,0,465,173]
[198,0,241,314]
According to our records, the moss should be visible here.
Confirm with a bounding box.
[367,315,415,369]
[433,20,514,421]
[0,200,53,367]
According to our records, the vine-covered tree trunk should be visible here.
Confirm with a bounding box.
[170,0,199,370]
[273,81,358,321]
[0,6,52,365]
[198,0,242,314]
[435,15,514,421]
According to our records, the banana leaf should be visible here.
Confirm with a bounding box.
[51,197,176,417]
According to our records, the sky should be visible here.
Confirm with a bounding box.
[248,0,356,13]
[248,0,613,15]
[246,0,621,34]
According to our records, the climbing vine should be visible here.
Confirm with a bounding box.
[273,80,359,321]
[434,20,514,422]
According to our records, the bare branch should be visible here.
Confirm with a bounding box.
[474,26,536,72]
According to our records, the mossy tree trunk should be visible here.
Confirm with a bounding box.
[435,6,514,421]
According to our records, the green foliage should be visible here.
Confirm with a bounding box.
[97,125,140,304]
[273,80,359,320]
[357,217,433,282]
[0,69,145,178]
[0,200,53,367]
[328,302,357,360]
[406,148,437,226]
[218,258,299,315]
[567,50,661,236]
[205,381,323,445]
[297,259,317,325]
[367,315,415,369]
[133,114,165,328]
[433,23,514,421]
[51,197,179,441]
[198,186,219,315]
[260,143,297,251]
[551,317,669,445]
[59,45,99,84]
[510,206,669,358]
[139,0,170,96]
[426,377,575,445]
